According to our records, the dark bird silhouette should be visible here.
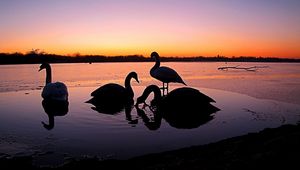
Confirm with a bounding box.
[41,99,69,130]
[86,72,139,114]
[150,52,186,95]
[136,85,219,128]
[39,63,68,101]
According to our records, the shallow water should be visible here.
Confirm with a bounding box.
[0,62,300,166]
[1,62,300,103]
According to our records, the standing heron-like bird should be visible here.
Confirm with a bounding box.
[150,52,186,95]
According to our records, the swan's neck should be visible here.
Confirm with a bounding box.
[150,55,160,73]
[152,86,162,101]
[142,85,162,102]
[45,66,52,85]
[125,76,134,98]
[44,115,54,130]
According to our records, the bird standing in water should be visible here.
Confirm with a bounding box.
[150,52,186,95]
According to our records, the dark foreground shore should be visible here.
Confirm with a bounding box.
[1,123,300,169]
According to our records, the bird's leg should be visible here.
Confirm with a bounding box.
[166,83,169,94]
[162,82,165,96]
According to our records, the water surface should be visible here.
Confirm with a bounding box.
[0,62,300,166]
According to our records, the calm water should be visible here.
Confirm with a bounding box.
[0,62,300,166]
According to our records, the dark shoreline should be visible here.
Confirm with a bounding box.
[1,52,300,65]
[1,123,300,169]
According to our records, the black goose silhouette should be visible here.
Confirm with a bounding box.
[41,99,69,130]
[136,85,219,129]
[86,71,139,114]
[150,52,186,95]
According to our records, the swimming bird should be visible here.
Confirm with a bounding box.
[39,63,68,101]
[136,85,219,129]
[136,85,219,113]
[150,52,186,95]
[87,72,139,111]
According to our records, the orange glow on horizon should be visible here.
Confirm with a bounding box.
[1,48,299,59]
[1,1,300,59]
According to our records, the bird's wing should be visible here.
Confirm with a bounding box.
[42,82,68,100]
[91,83,125,97]
[152,66,184,83]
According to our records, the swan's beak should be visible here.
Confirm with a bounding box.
[134,76,139,83]
[38,68,42,72]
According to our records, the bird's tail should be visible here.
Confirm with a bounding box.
[85,98,93,103]
[180,79,187,86]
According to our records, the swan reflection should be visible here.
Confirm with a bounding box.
[135,102,216,129]
[88,99,128,115]
[41,99,69,130]
[88,101,138,125]
[135,105,162,130]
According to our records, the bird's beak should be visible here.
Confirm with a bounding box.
[136,78,140,83]
[38,68,42,72]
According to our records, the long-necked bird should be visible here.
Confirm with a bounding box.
[150,52,186,95]
[39,63,68,101]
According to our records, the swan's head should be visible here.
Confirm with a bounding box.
[135,85,161,106]
[128,71,139,83]
[151,51,159,59]
[136,95,146,105]
[39,63,50,71]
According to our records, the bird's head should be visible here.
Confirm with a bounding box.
[136,96,146,106]
[151,51,159,59]
[39,63,50,72]
[129,71,139,83]
[135,85,161,106]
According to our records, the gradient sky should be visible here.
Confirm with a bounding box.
[0,0,300,58]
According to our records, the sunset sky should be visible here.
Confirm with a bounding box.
[0,0,300,58]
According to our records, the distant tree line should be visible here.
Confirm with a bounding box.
[0,50,299,65]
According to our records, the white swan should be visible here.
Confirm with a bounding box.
[39,63,68,101]
[150,52,186,94]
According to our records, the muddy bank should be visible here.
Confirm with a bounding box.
[1,123,300,169]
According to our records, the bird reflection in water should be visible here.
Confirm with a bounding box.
[135,102,216,129]
[41,99,69,130]
[135,105,162,130]
[87,101,138,125]
[135,85,220,129]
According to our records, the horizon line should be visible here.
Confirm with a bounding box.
[1,50,299,59]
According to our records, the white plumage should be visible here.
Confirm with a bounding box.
[41,82,68,101]
[39,63,68,101]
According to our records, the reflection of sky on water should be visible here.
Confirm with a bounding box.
[0,62,299,104]
[0,86,299,161]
